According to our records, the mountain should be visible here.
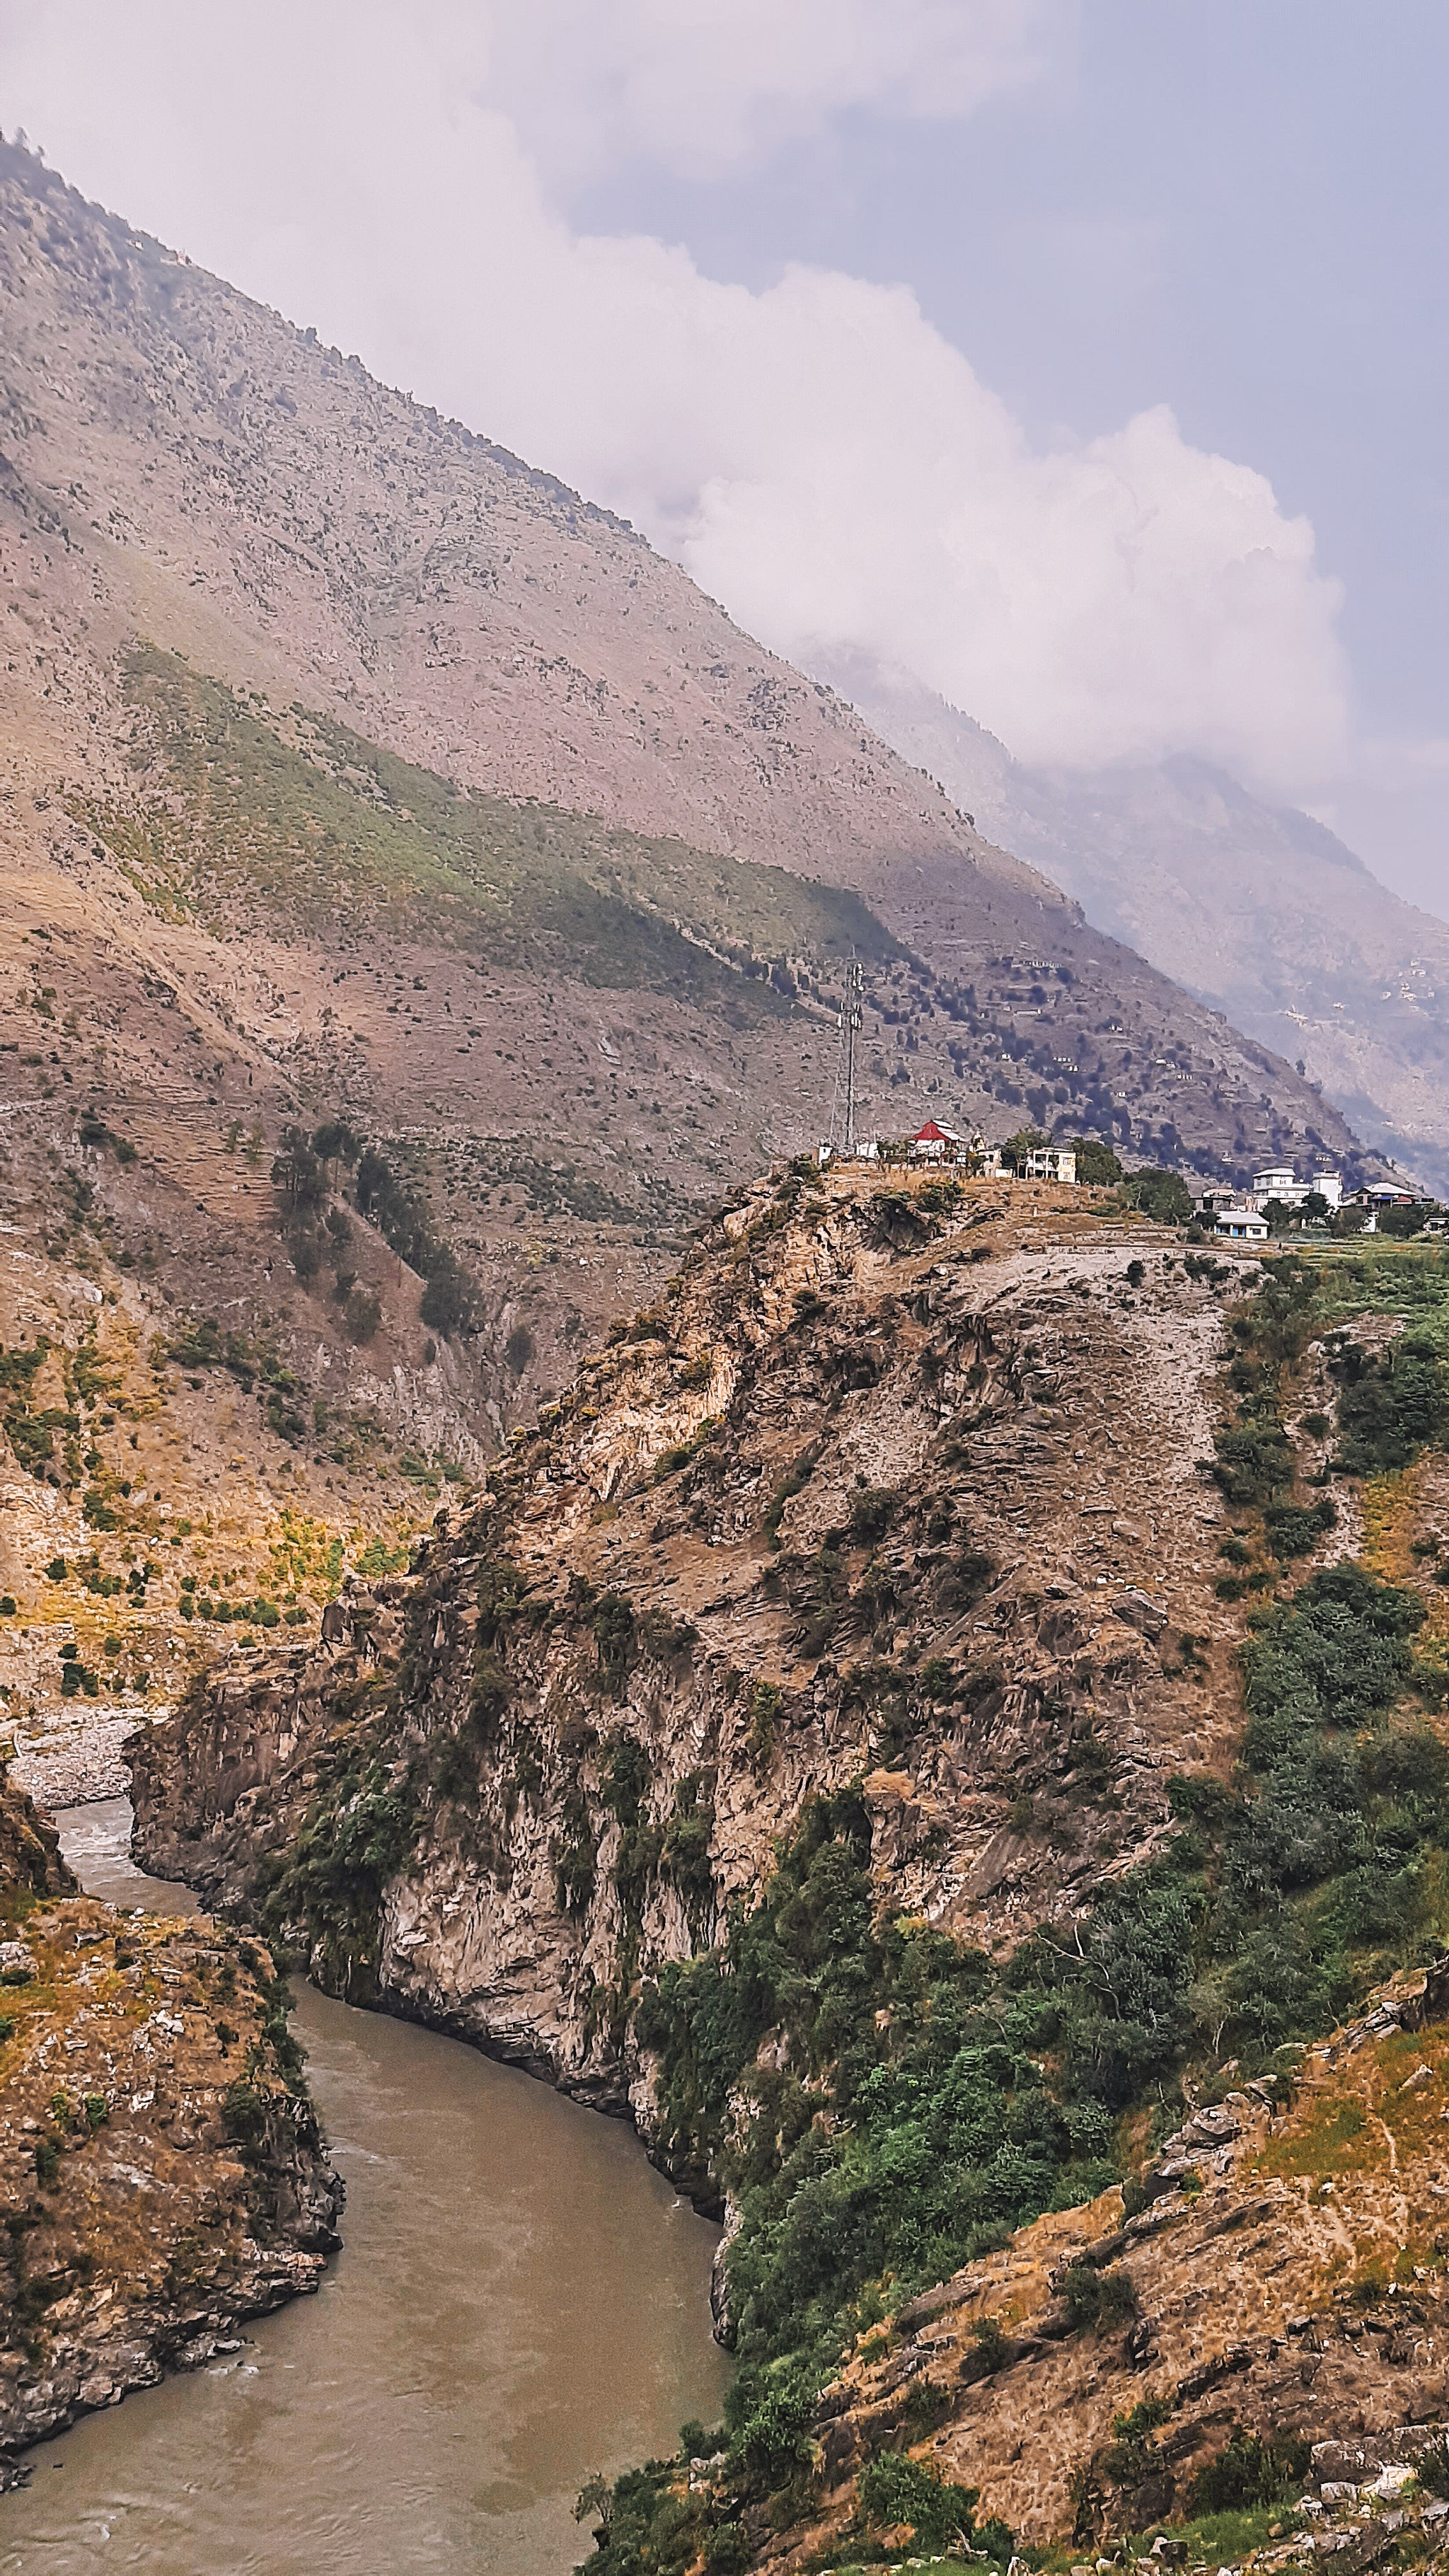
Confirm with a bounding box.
[0,137,1384,1732]
[127,1162,1449,2559]
[0,136,1368,1194]
[824,655,1449,1197]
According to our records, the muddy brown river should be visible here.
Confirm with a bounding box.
[0,1801,729,2575]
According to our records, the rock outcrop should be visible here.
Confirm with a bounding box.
[125,1165,1449,2560]
[0,1766,340,2485]
[130,1167,1246,2145]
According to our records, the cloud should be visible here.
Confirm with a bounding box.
[485,0,1069,183]
[1,0,1347,792]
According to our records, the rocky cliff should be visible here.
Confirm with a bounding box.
[0,1764,340,2483]
[127,1167,1449,2565]
[129,1164,1246,2116]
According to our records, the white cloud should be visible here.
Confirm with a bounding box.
[1,0,1347,793]
[486,0,1068,183]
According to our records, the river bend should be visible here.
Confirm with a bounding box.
[0,1801,728,2575]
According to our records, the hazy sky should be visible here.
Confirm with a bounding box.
[3,2,1444,913]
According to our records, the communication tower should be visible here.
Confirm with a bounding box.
[826,958,865,1157]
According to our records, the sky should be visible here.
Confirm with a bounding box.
[1,1,1445,916]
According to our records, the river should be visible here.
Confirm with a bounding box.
[0,1801,730,2575]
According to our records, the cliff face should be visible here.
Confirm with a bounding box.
[0,1773,340,2482]
[756,1959,1449,2561]
[129,1163,1248,2143]
[125,1169,1449,2558]
[0,1765,77,1898]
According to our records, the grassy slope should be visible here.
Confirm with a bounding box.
[76,649,901,999]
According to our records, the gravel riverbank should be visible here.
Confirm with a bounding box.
[7,1705,164,1810]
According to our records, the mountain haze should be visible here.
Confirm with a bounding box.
[828,657,1449,1197]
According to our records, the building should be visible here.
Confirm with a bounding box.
[1021,1145,1077,1184]
[1243,1165,1344,1218]
[911,1120,965,1163]
[1214,1203,1269,1242]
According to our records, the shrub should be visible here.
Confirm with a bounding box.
[221,2082,267,2154]
[1262,1497,1336,1559]
[1416,2435,1449,2500]
[859,2454,988,2553]
[639,1607,700,1660]
[1333,1331,1448,1475]
[746,1680,782,1764]
[1188,2424,1309,2514]
[344,1286,382,1345]
[738,2381,814,2487]
[592,1593,635,1696]
[848,1485,896,1546]
[1062,2261,1138,2331]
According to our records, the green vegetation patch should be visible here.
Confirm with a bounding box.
[75,649,899,1006]
[626,1543,1449,2495]
[1329,1328,1449,1477]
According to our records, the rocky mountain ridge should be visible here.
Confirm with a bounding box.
[123,1165,1449,2566]
[828,657,1449,1197]
[0,136,1370,1310]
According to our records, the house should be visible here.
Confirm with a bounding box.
[911,1121,962,1162]
[1246,1163,1344,1218]
[1214,1203,1269,1242]
[1021,1145,1077,1184]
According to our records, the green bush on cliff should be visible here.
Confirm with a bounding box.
[628,1546,1449,2464]
[859,2455,992,2555]
[1329,1329,1449,1476]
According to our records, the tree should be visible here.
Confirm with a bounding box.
[420,1247,478,1336]
[313,1118,362,1183]
[344,1286,381,1345]
[1000,1126,1050,1172]
[1072,1136,1124,1186]
[1378,1199,1435,1239]
[1124,1168,1192,1226]
[271,1124,327,1211]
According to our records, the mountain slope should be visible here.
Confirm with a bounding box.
[127,1169,1449,2559]
[827,655,1449,1195]
[0,136,1369,1206]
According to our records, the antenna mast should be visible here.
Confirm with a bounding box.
[841,957,864,1155]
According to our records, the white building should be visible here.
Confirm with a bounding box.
[1245,1165,1343,1217]
[1215,1203,1269,1242]
[1022,1145,1077,1184]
